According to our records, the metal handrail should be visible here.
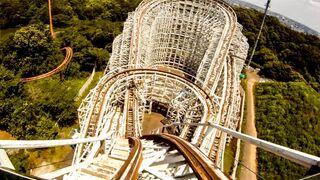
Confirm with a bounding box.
[150,122,320,168]
[0,135,109,149]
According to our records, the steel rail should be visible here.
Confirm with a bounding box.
[21,47,73,82]
[165,133,228,179]
[80,68,214,140]
[48,0,55,38]
[114,137,143,180]
[210,123,320,168]
[103,68,213,106]
[158,122,320,168]
[105,64,217,100]
[20,0,73,82]
[151,122,320,168]
[142,133,227,179]
[125,90,133,138]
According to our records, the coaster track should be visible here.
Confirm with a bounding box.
[1,0,320,179]
[20,0,72,82]
[21,47,73,82]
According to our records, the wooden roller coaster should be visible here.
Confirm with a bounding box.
[1,0,319,180]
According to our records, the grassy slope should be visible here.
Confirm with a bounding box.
[10,72,104,174]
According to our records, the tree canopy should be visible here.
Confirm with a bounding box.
[235,7,320,179]
[255,82,320,179]
[1,24,62,77]
[235,7,320,86]
[0,0,141,140]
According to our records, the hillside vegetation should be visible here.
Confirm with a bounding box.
[255,82,320,179]
[235,7,320,87]
[0,0,141,140]
[0,0,142,76]
[0,0,142,173]
[234,7,320,179]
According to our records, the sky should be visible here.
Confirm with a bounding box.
[242,0,320,32]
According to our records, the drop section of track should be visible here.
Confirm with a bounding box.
[125,89,136,138]
[141,134,226,180]
[73,133,225,179]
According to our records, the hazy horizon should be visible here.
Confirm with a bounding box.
[242,0,320,32]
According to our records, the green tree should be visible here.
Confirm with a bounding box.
[234,7,320,84]
[255,82,320,179]
[1,24,63,77]
[0,0,45,28]
[9,102,58,140]
[26,79,78,127]
[0,65,25,130]
[10,150,30,173]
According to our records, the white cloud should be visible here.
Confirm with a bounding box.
[309,0,320,7]
[243,0,320,32]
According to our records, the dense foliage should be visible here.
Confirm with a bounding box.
[0,65,78,140]
[235,7,320,179]
[0,0,141,28]
[0,0,142,76]
[255,82,320,179]
[235,7,320,86]
[1,24,62,77]
[0,0,142,141]
[10,150,30,173]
